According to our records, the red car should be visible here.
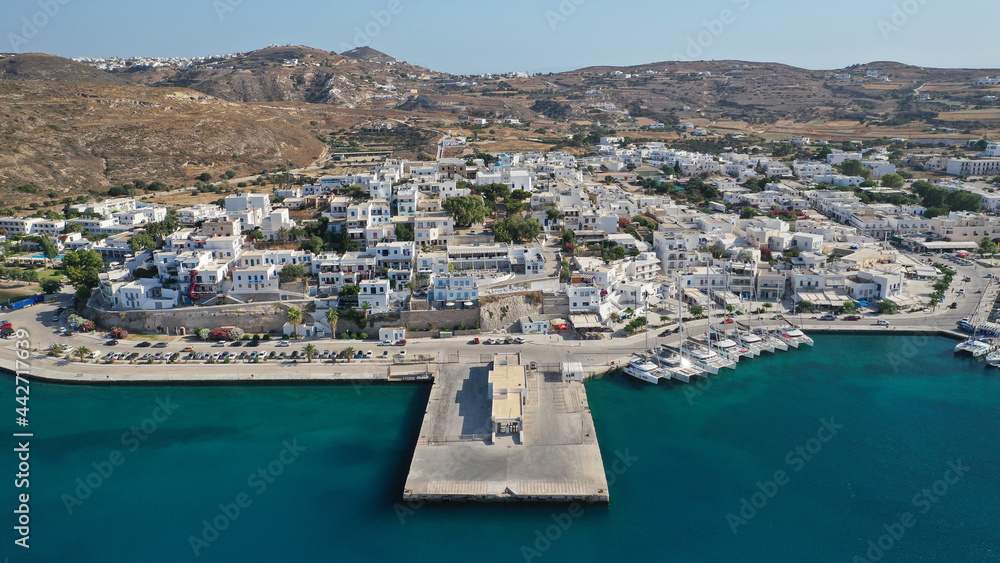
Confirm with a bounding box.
[844,315,862,321]
[723,318,734,324]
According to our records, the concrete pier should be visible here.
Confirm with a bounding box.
[403,361,610,503]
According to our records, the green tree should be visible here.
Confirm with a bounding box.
[325,307,339,331]
[39,277,62,294]
[74,346,91,363]
[979,236,998,257]
[509,189,532,201]
[128,232,156,253]
[303,344,317,363]
[881,174,905,189]
[442,196,487,227]
[286,306,303,336]
[876,300,897,315]
[197,172,213,182]
[505,200,527,215]
[279,264,308,283]
[689,305,704,317]
[38,236,59,260]
[300,236,324,255]
[395,223,414,241]
[492,216,542,243]
[841,160,867,177]
[63,249,104,288]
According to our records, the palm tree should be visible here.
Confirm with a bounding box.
[361,301,372,318]
[74,346,91,363]
[303,344,317,363]
[277,227,289,243]
[325,307,339,333]
[286,306,302,338]
[47,343,65,357]
[341,347,355,362]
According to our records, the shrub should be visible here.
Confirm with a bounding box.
[195,327,210,341]
[208,328,231,341]
[360,332,368,340]
[228,327,245,341]
[110,327,129,339]
[252,334,261,340]
[263,334,271,341]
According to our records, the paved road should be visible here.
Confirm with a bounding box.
[2,260,993,382]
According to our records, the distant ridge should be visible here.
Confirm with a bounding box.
[0,53,130,85]
[340,46,398,64]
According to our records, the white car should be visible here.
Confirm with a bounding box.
[876,319,890,326]
[277,341,290,347]
[379,340,395,346]
[365,350,374,358]
[398,349,407,358]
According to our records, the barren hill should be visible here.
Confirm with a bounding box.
[0,80,325,201]
[0,53,130,85]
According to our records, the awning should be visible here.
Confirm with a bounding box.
[683,288,709,304]
[885,293,922,309]
[793,290,854,307]
[569,315,603,330]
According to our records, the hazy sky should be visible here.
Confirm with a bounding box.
[5,0,997,74]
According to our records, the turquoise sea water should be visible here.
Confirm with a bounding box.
[2,334,999,563]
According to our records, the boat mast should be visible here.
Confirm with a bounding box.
[676,272,685,361]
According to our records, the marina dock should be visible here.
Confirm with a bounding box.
[403,359,610,503]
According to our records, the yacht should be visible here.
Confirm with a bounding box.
[678,343,735,374]
[753,328,788,351]
[955,339,991,358]
[655,351,705,383]
[698,337,752,361]
[623,358,669,384]
[732,331,770,355]
[986,349,1000,367]
[778,329,814,348]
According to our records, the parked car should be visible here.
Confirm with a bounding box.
[290,351,299,360]
[182,346,195,353]
[398,350,407,358]
[819,313,837,321]
[379,340,394,346]
[230,341,243,347]
[365,350,374,358]
[107,340,119,346]
[278,352,287,360]
[513,337,525,344]
[395,339,406,346]
[212,341,225,348]
[949,302,959,309]
[470,337,480,344]
[277,341,291,348]
[135,341,151,348]
[247,340,260,347]
[723,318,735,324]
[321,350,331,360]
